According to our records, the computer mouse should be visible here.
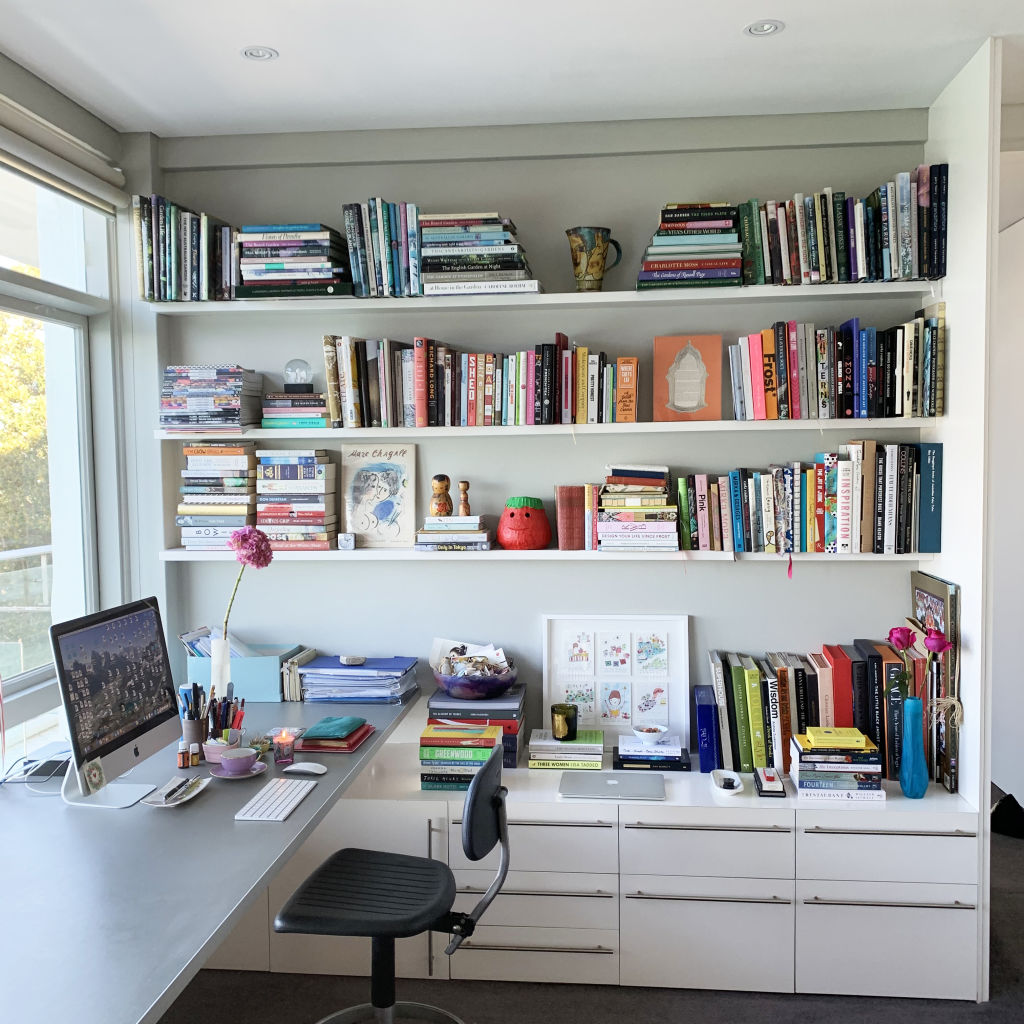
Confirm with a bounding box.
[282,762,327,776]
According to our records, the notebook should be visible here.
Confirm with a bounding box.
[558,770,666,800]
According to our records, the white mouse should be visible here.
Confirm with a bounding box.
[282,762,328,776]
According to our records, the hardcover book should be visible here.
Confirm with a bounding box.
[341,442,416,548]
[652,335,723,421]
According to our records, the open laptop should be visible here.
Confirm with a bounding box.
[558,770,666,801]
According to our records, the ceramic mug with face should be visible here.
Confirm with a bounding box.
[566,226,622,291]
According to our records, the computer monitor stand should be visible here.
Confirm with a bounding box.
[60,767,155,809]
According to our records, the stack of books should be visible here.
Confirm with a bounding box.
[160,364,262,434]
[595,464,679,552]
[419,722,504,791]
[415,514,495,552]
[235,223,351,299]
[255,449,337,550]
[426,681,526,768]
[176,441,256,548]
[528,728,604,770]
[341,199,422,298]
[791,728,885,802]
[297,655,418,703]
[637,202,742,290]
[294,716,376,754]
[613,734,690,771]
[417,211,542,296]
[260,391,331,429]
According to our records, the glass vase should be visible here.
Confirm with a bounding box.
[210,636,232,696]
[900,695,929,799]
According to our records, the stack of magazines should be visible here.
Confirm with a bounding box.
[297,655,418,703]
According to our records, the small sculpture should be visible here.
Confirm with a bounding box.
[429,473,453,517]
[458,480,471,516]
[496,496,552,550]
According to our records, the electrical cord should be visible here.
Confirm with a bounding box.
[1,749,73,796]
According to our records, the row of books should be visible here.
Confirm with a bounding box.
[594,466,678,552]
[727,302,946,422]
[528,728,605,770]
[612,734,690,771]
[254,450,338,551]
[739,167,949,287]
[789,730,884,801]
[672,441,941,555]
[342,199,421,297]
[236,223,350,299]
[297,655,419,703]
[636,202,743,290]
[415,514,495,552]
[160,364,262,433]
[131,194,233,302]
[260,391,331,430]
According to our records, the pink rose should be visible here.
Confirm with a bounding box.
[228,526,274,569]
[888,626,916,652]
[924,628,953,655]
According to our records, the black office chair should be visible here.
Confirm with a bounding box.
[274,745,509,1024]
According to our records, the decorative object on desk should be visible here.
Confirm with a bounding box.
[458,480,471,517]
[550,703,579,741]
[429,636,516,700]
[219,746,261,775]
[212,526,274,695]
[652,335,723,421]
[496,496,551,550]
[202,734,242,763]
[341,442,416,548]
[631,723,668,746]
[888,623,928,799]
[429,473,453,517]
[272,731,296,766]
[565,226,622,291]
[283,357,314,394]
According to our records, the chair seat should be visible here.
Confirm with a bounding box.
[274,848,457,939]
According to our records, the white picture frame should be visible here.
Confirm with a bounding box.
[542,613,690,747]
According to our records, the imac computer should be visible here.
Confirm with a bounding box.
[50,597,182,808]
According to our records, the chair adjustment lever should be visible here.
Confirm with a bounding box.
[436,911,476,955]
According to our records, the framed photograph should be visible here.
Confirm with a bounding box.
[341,442,416,547]
[543,614,689,745]
[909,569,960,688]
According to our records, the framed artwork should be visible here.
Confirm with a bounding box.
[652,334,723,422]
[543,614,689,745]
[909,569,960,688]
[341,442,416,547]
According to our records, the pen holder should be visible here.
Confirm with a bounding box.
[181,717,208,756]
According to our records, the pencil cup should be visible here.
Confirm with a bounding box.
[551,703,579,742]
[181,718,207,757]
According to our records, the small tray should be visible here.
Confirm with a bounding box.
[141,777,210,807]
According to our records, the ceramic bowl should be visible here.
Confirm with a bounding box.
[218,746,260,775]
[632,724,669,747]
[202,730,244,764]
[432,666,517,701]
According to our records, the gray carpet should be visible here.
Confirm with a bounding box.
[160,833,1024,1023]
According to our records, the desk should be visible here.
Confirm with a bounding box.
[0,698,415,1024]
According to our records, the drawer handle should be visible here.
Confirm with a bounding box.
[624,823,791,834]
[460,942,615,955]
[803,896,976,911]
[625,892,792,906]
[803,827,977,838]
[452,819,614,828]
[458,887,615,899]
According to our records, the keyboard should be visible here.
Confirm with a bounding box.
[234,777,317,822]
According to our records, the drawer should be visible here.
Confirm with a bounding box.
[797,818,979,884]
[449,802,617,873]
[795,879,978,1000]
[619,805,794,879]
[453,869,618,929]
[449,926,618,984]
[621,874,795,992]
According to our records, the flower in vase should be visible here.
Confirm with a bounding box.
[923,628,954,687]
[887,625,918,700]
[223,527,274,638]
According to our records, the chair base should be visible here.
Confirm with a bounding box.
[316,1001,466,1024]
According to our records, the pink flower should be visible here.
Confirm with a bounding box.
[888,626,916,652]
[923,628,953,656]
[228,526,273,569]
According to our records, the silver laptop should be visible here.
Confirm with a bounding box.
[558,770,666,801]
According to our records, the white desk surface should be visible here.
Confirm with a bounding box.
[0,697,415,1024]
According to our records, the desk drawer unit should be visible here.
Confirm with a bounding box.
[795,879,978,1000]
[620,874,795,992]
[448,802,617,874]
[449,925,619,985]
[619,806,795,879]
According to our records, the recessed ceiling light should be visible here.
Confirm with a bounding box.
[744,20,784,37]
[242,46,279,61]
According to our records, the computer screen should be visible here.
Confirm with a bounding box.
[50,597,181,807]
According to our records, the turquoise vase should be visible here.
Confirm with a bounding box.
[899,696,929,799]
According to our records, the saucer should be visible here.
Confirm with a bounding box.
[209,761,268,780]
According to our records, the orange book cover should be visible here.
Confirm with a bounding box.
[614,357,638,422]
[652,335,722,421]
[761,328,779,419]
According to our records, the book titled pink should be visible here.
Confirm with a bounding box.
[787,320,802,419]
[694,473,711,550]
[747,334,767,420]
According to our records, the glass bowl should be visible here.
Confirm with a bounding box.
[432,666,518,701]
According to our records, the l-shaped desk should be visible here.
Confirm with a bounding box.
[0,698,415,1024]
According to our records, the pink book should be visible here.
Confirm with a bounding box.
[717,475,734,551]
[398,204,409,297]
[747,334,767,420]
[526,351,536,425]
[694,473,711,550]
[787,320,802,419]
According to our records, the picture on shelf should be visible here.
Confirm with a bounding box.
[652,335,723,421]
[341,443,416,547]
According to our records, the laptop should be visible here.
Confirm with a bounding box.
[558,770,666,801]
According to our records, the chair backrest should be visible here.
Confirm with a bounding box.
[461,744,505,861]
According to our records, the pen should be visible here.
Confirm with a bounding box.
[192,683,200,723]
[162,777,190,803]
[175,777,203,802]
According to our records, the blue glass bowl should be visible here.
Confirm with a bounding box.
[432,666,518,701]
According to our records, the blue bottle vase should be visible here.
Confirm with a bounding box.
[900,696,929,799]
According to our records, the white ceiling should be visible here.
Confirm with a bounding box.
[2,0,1024,137]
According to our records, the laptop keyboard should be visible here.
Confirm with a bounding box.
[234,777,317,821]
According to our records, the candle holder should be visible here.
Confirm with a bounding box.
[273,731,296,766]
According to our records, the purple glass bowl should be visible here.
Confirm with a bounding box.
[432,666,518,701]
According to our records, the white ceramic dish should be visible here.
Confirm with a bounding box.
[141,777,210,807]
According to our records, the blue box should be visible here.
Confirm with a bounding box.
[187,643,304,703]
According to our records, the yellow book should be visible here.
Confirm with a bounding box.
[419,723,502,747]
[793,733,878,755]
[739,654,768,768]
[804,726,869,749]
[575,345,588,423]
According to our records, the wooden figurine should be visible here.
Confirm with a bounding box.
[429,474,453,517]
[458,480,471,517]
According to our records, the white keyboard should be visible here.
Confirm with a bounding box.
[234,777,317,822]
